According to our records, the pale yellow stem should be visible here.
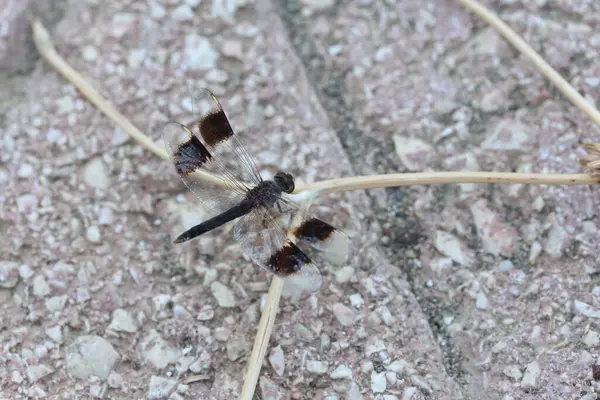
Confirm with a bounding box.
[239,276,284,400]
[297,172,600,195]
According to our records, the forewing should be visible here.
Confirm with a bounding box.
[190,88,262,187]
[233,207,322,294]
[163,121,247,214]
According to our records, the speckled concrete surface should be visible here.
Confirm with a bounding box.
[1,0,599,399]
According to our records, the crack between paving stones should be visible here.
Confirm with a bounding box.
[272,0,472,395]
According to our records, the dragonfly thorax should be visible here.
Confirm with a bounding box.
[246,180,284,207]
[245,172,294,208]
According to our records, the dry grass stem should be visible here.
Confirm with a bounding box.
[239,276,285,400]
[181,374,210,384]
[30,6,600,400]
[580,143,600,171]
[298,172,600,195]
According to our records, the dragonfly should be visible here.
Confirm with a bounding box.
[164,88,351,293]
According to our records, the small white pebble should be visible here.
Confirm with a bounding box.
[45,325,63,343]
[529,241,542,264]
[98,207,113,225]
[27,364,54,382]
[533,196,545,212]
[17,194,37,214]
[335,266,355,283]
[330,364,352,379]
[45,295,68,312]
[388,360,405,373]
[205,69,229,83]
[86,226,101,243]
[476,292,488,309]
[503,365,522,380]
[403,387,418,400]
[83,46,99,62]
[349,293,364,308]
[332,303,355,326]
[521,361,541,389]
[386,371,397,385]
[0,168,8,184]
[177,383,189,393]
[264,104,275,118]
[109,308,138,333]
[56,96,74,114]
[46,128,63,143]
[221,39,244,59]
[378,306,394,326]
[172,5,194,21]
[10,370,23,384]
[498,259,513,272]
[269,345,285,376]
[150,3,166,19]
[197,306,214,321]
[371,371,387,393]
[584,330,600,347]
[409,375,432,393]
[575,300,600,318]
[17,163,34,178]
[106,371,124,389]
[148,376,179,400]
[33,275,51,297]
[19,264,34,280]
[306,360,328,375]
[214,327,231,341]
[89,384,104,397]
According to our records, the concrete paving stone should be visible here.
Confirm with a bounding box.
[1,0,598,399]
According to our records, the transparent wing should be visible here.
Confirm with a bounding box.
[163,121,248,214]
[278,194,353,265]
[233,206,323,295]
[163,88,263,214]
[189,88,263,187]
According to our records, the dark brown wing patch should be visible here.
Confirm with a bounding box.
[267,240,312,276]
[199,110,234,148]
[174,134,213,176]
[294,218,336,243]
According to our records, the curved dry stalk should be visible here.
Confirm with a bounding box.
[297,172,600,195]
[239,276,285,400]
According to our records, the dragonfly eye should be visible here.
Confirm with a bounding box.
[274,172,295,193]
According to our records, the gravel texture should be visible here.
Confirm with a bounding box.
[1,0,600,399]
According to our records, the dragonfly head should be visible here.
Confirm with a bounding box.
[274,171,295,194]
